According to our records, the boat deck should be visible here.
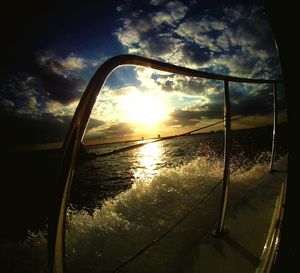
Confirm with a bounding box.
[176,156,287,273]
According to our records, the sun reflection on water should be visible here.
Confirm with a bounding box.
[133,141,163,182]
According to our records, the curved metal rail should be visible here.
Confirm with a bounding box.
[47,54,283,273]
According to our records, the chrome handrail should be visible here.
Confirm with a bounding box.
[47,54,283,273]
[213,79,231,236]
[269,83,278,172]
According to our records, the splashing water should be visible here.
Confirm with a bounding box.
[1,151,272,273]
[66,156,223,272]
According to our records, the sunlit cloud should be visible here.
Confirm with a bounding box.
[115,3,280,80]
[165,0,188,21]
[60,55,87,71]
[136,67,163,90]
[115,27,140,46]
[37,51,87,75]
[152,12,174,27]
[44,100,78,117]
[151,1,188,27]
[90,86,140,123]
[0,1,285,145]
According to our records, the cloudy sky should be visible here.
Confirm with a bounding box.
[0,0,286,146]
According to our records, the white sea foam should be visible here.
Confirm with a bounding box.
[1,156,270,273]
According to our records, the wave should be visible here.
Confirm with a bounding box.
[1,155,270,273]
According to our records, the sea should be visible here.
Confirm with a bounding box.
[0,124,288,273]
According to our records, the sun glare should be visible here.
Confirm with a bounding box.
[120,92,168,126]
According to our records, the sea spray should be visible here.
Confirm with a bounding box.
[64,156,269,273]
[1,155,272,273]
[65,156,223,272]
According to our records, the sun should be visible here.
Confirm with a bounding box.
[120,92,168,126]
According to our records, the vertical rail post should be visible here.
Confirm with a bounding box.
[213,79,231,237]
[269,83,278,172]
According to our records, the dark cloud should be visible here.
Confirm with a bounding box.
[230,86,273,115]
[251,56,282,79]
[86,122,134,141]
[159,76,222,96]
[198,102,224,118]
[87,122,134,140]
[229,54,259,76]
[36,66,85,105]
[167,109,203,126]
[0,109,108,146]
[195,85,273,118]
[0,113,72,145]
[167,105,223,127]
[236,11,276,54]
[35,52,86,105]
[166,83,274,128]
[104,122,134,136]
[86,118,106,131]
[0,51,87,117]
[182,78,219,95]
[0,74,45,116]
[181,44,211,65]
[84,118,107,140]
[141,35,178,57]
[161,79,174,92]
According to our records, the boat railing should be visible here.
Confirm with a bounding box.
[47,54,284,273]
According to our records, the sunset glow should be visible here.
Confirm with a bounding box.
[120,92,169,127]
[0,0,286,145]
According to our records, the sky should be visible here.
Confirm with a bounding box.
[0,0,286,147]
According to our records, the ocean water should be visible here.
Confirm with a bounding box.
[70,133,224,212]
[1,125,288,273]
